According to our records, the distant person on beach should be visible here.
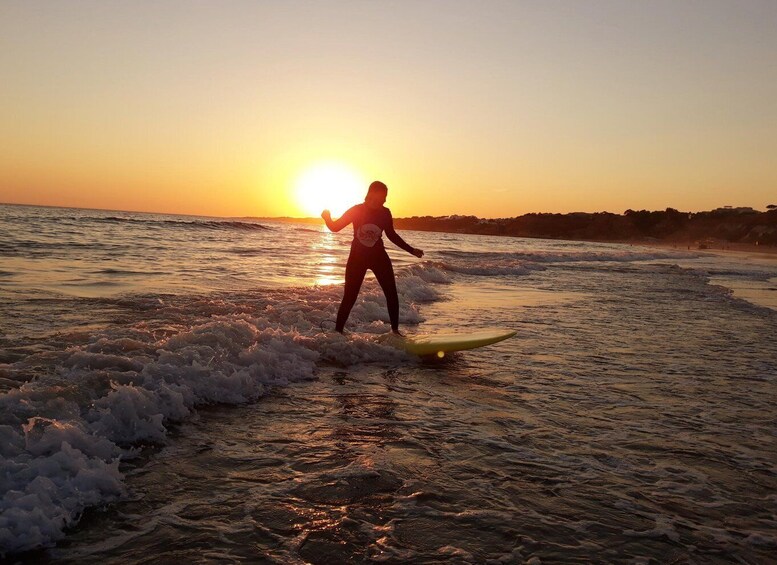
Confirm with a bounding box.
[322,181,424,334]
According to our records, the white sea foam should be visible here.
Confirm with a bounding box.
[0,264,446,554]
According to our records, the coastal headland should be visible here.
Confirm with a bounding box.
[262,206,777,253]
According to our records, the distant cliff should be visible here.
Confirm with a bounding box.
[393,207,777,246]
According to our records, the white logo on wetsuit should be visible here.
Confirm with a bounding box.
[357,223,383,247]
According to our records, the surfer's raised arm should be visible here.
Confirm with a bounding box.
[321,206,357,232]
[385,211,424,258]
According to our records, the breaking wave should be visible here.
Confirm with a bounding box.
[0,264,445,554]
[90,216,271,232]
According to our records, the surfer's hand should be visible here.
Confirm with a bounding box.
[321,210,331,220]
[411,248,424,258]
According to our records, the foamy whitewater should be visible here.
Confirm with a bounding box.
[1,204,776,563]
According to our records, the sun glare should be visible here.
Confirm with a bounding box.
[294,162,366,218]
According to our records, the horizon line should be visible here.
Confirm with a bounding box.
[0,200,771,221]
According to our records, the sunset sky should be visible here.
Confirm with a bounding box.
[1,1,776,218]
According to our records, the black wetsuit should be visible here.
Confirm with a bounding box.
[335,204,415,332]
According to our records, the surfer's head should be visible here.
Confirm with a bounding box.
[365,181,388,210]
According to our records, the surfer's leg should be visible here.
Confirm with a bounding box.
[336,255,368,332]
[372,253,399,332]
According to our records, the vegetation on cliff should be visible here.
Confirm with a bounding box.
[393,207,777,246]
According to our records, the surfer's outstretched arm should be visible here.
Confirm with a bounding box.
[385,211,424,258]
[321,206,357,232]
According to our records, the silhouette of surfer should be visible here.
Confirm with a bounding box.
[322,181,424,334]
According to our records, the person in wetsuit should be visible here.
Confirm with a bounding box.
[321,181,424,334]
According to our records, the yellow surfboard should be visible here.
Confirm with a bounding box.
[382,329,516,357]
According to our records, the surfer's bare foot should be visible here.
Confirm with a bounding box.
[392,329,404,337]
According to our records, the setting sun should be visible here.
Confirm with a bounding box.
[294,162,366,218]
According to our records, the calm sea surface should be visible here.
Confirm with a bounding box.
[1,203,776,563]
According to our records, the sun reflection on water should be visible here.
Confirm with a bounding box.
[312,230,345,286]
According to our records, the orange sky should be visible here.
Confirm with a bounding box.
[1,1,776,218]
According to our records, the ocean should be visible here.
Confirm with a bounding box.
[1,203,776,563]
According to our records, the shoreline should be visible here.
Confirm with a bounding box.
[626,238,777,259]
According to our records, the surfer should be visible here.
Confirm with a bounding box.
[322,181,424,334]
